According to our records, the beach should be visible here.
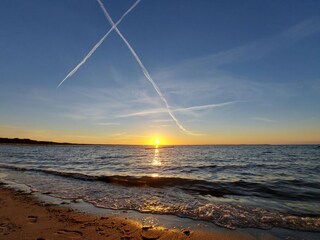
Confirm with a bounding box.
[0,185,267,240]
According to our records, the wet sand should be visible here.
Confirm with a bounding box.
[0,186,275,240]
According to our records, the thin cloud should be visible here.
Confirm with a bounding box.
[152,119,173,123]
[251,117,277,123]
[116,108,166,118]
[149,124,170,128]
[111,132,127,137]
[95,122,120,126]
[166,17,320,71]
[150,18,320,112]
[112,132,148,139]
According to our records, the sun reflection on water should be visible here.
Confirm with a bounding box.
[152,148,161,166]
[151,147,161,178]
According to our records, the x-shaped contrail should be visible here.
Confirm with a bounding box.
[57,0,141,88]
[58,0,196,135]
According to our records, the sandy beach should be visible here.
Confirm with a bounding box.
[0,185,273,240]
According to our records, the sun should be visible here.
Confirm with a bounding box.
[155,139,160,145]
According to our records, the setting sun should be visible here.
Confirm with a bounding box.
[155,139,160,145]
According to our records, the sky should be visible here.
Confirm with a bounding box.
[0,0,320,145]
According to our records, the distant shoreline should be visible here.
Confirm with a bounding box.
[0,137,78,146]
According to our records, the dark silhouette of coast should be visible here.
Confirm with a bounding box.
[0,137,75,145]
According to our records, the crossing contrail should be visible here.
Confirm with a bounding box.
[97,0,196,135]
[57,0,141,88]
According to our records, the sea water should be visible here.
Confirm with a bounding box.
[0,144,319,230]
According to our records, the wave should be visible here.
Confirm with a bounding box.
[173,163,288,173]
[1,164,320,231]
[1,164,319,202]
[97,154,147,160]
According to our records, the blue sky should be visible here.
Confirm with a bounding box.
[0,0,320,144]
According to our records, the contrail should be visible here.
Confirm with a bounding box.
[57,0,141,88]
[116,101,239,118]
[174,101,238,112]
[97,0,196,135]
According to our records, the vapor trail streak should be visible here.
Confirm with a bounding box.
[116,101,239,118]
[57,0,141,88]
[174,101,238,112]
[97,0,196,135]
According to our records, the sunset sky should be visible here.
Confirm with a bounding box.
[0,0,320,145]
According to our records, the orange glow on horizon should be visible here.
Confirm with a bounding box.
[1,125,320,145]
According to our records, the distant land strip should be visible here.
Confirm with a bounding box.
[0,137,77,145]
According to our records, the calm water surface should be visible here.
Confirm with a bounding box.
[0,145,319,230]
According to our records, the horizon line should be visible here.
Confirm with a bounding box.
[1,137,319,146]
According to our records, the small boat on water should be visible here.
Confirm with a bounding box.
[145,146,174,150]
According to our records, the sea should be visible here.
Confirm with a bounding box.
[0,144,319,232]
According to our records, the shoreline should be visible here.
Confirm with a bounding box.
[0,184,275,240]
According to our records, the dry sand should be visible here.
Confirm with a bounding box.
[0,186,273,240]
